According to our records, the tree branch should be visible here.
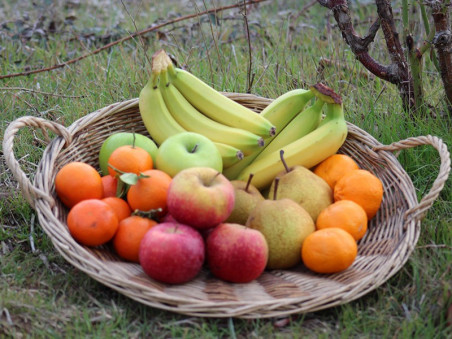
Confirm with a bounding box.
[427,0,452,108]
[317,0,416,111]
[317,1,391,81]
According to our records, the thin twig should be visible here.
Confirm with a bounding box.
[0,0,268,80]
[242,1,254,93]
[0,86,85,98]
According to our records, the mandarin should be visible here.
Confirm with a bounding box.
[113,215,157,262]
[301,228,357,274]
[55,162,103,208]
[102,197,132,222]
[127,169,172,214]
[67,199,119,247]
[334,169,383,219]
[316,200,368,241]
[101,175,118,198]
[107,145,153,177]
[313,154,360,190]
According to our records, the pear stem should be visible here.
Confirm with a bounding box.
[245,173,254,192]
[191,143,199,153]
[273,177,280,200]
[280,150,290,173]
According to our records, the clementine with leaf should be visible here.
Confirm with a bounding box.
[127,169,172,214]
[108,145,153,177]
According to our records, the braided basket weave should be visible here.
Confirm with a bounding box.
[3,94,450,319]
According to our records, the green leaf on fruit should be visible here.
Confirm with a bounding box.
[120,172,139,186]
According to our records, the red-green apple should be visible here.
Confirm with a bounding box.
[167,167,235,229]
[99,132,158,175]
[139,222,205,284]
[206,223,268,283]
[155,132,222,177]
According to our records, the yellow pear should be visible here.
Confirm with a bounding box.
[268,151,333,222]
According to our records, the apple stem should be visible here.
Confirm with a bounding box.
[190,143,199,153]
[273,177,280,200]
[245,173,254,192]
[208,171,222,186]
[132,131,136,149]
[280,150,290,173]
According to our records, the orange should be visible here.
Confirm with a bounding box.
[67,199,119,247]
[334,169,384,219]
[101,175,118,198]
[113,215,157,262]
[313,154,360,190]
[301,228,357,274]
[55,161,103,208]
[127,169,172,214]
[102,197,132,222]
[316,200,368,241]
[107,145,153,177]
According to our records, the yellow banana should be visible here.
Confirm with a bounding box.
[236,102,348,189]
[214,142,244,168]
[260,88,315,133]
[139,73,186,146]
[223,89,317,180]
[167,64,276,137]
[252,98,325,162]
[159,70,264,155]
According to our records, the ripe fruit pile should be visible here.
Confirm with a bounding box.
[54,49,385,285]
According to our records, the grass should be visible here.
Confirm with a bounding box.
[1,0,451,337]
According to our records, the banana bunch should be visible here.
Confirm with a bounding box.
[139,50,275,169]
[235,84,348,189]
[139,50,348,188]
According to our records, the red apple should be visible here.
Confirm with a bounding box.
[167,167,235,229]
[206,223,268,283]
[139,222,205,284]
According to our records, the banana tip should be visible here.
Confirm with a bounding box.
[237,151,244,160]
[269,126,276,137]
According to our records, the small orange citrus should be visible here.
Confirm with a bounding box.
[334,169,383,219]
[107,145,153,177]
[102,197,132,222]
[313,154,360,190]
[316,200,368,241]
[301,228,357,274]
[113,215,157,262]
[101,175,118,198]
[55,161,103,208]
[127,169,172,215]
[67,199,119,246]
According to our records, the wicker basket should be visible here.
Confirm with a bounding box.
[3,94,450,319]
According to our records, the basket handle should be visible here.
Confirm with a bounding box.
[374,135,451,222]
[2,116,73,209]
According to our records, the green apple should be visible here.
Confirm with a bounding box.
[155,132,222,177]
[98,132,158,175]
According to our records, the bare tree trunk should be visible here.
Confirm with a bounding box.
[428,0,452,109]
[317,0,416,112]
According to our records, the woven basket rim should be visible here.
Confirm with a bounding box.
[3,93,450,318]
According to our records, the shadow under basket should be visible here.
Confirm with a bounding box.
[3,93,450,319]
